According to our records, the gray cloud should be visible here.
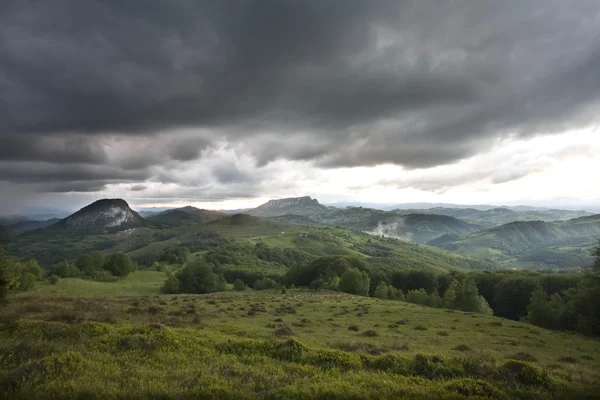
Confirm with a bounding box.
[1,0,600,202]
[129,185,147,192]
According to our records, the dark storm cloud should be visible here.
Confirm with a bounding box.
[212,163,254,184]
[1,0,600,195]
[0,162,148,184]
[0,135,106,164]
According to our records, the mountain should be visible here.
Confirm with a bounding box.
[3,218,61,235]
[429,215,600,270]
[316,207,483,243]
[403,207,593,228]
[44,199,147,235]
[248,196,329,217]
[148,206,227,225]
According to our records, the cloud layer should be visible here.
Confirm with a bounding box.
[1,1,600,211]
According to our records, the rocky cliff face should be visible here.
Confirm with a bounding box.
[53,199,145,234]
[248,196,327,217]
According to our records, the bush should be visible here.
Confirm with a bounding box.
[103,253,135,277]
[18,272,37,291]
[232,279,246,291]
[339,268,370,296]
[368,354,410,374]
[175,260,226,294]
[373,281,391,299]
[410,354,464,379]
[498,360,549,386]
[48,274,60,285]
[444,379,506,398]
[161,274,180,294]
[406,289,431,306]
[254,277,277,290]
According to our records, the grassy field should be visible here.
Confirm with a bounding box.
[1,274,599,399]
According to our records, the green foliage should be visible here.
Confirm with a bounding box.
[48,274,60,285]
[443,278,492,314]
[494,276,538,320]
[406,289,431,306]
[23,259,43,281]
[49,260,81,278]
[498,360,549,386]
[19,273,37,291]
[160,274,180,294]
[0,247,40,295]
[232,279,246,291]
[102,253,135,277]
[75,251,106,276]
[174,259,226,294]
[373,281,391,299]
[339,268,370,296]
[253,277,277,290]
[526,243,600,335]
[324,275,340,291]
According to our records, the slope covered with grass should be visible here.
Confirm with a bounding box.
[1,282,599,399]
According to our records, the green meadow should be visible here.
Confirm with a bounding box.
[1,273,599,399]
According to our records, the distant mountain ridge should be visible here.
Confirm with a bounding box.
[429,214,600,269]
[248,196,329,217]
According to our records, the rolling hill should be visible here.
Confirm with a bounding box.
[429,215,600,269]
[4,199,496,274]
[404,207,593,228]
[148,206,228,225]
[248,198,483,244]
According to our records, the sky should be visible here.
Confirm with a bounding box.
[1,0,600,215]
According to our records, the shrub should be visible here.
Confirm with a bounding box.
[410,354,464,379]
[161,274,180,294]
[175,260,226,294]
[348,325,360,331]
[48,274,60,285]
[368,354,410,374]
[444,378,506,398]
[498,360,549,386]
[453,344,471,352]
[512,352,537,362]
[306,349,362,370]
[102,253,135,277]
[232,279,246,291]
[360,330,379,337]
[339,268,370,296]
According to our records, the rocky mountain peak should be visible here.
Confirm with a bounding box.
[54,198,145,234]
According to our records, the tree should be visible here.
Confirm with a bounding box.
[406,289,431,306]
[19,273,36,291]
[49,275,60,285]
[455,278,480,312]
[50,260,81,278]
[373,281,390,299]
[324,275,340,291]
[443,279,459,308]
[233,279,246,291]
[339,268,370,296]
[76,251,106,276]
[24,259,43,281]
[0,247,11,300]
[443,278,491,314]
[103,253,135,277]
[494,276,538,320]
[527,286,560,329]
[177,260,225,294]
[161,274,180,294]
